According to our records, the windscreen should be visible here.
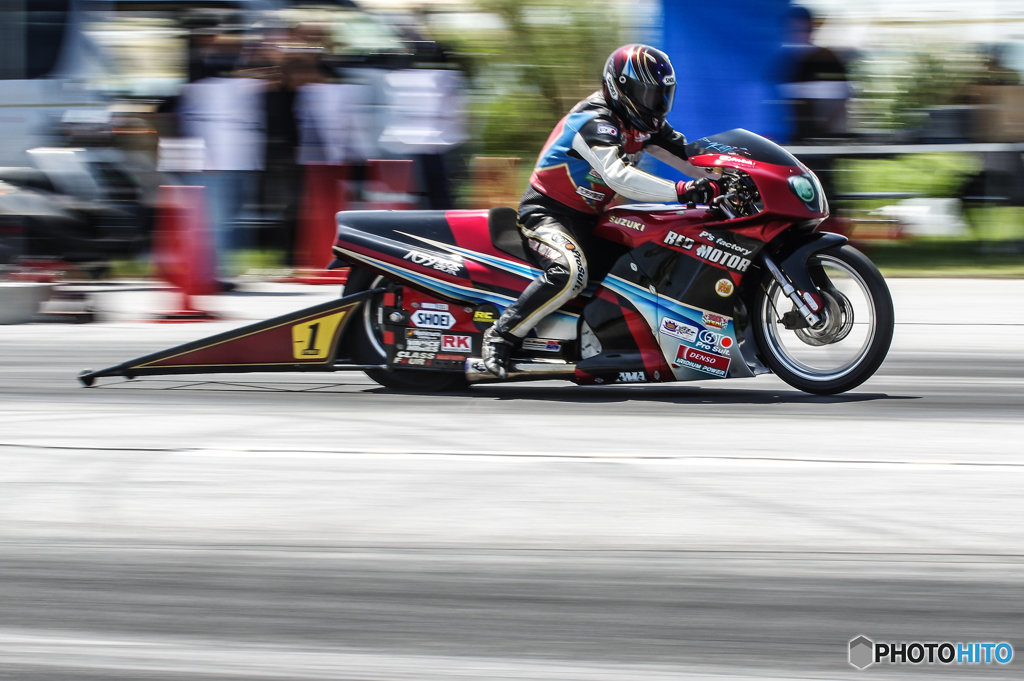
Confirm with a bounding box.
[685,129,800,167]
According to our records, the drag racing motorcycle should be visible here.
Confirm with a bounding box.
[331,129,893,395]
[80,129,893,395]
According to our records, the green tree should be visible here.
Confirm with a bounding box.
[436,0,626,158]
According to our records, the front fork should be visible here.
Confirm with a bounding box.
[762,253,823,328]
[761,232,848,329]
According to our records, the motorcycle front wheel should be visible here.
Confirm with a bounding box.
[752,244,894,395]
[341,268,469,392]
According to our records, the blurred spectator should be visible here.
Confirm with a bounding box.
[779,5,852,143]
[778,5,852,209]
[293,25,372,170]
[177,33,266,282]
[377,22,468,210]
[258,34,305,265]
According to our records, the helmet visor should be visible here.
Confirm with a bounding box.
[633,81,675,117]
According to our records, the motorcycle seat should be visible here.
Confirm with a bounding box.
[488,206,528,261]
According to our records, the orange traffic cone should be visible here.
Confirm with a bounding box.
[290,163,351,285]
[150,185,219,322]
[364,159,418,210]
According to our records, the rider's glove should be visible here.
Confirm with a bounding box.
[676,178,723,206]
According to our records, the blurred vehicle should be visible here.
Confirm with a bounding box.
[0,131,164,273]
[0,0,109,167]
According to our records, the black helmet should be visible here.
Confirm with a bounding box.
[602,44,676,133]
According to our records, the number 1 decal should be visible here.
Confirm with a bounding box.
[291,310,349,360]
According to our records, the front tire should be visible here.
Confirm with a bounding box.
[343,268,468,392]
[752,244,893,395]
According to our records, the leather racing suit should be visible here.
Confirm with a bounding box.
[489,90,705,343]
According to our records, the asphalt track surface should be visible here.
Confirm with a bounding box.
[1,278,1022,680]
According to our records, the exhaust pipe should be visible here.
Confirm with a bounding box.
[465,357,577,383]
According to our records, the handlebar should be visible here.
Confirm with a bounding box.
[712,193,738,220]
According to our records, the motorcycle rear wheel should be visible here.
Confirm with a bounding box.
[753,244,893,395]
[342,268,469,392]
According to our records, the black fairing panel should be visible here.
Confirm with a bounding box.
[336,210,455,243]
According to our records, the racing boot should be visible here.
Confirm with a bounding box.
[481,325,514,379]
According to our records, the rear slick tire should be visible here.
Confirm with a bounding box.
[752,244,893,395]
[343,268,469,392]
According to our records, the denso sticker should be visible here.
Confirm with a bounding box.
[410,309,456,330]
[675,346,730,377]
[441,334,472,353]
[659,317,699,343]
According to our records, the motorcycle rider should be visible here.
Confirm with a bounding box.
[482,44,723,378]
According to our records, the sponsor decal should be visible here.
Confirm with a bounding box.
[396,351,435,359]
[659,316,699,343]
[410,309,456,330]
[675,345,730,377]
[702,312,729,329]
[435,353,467,362]
[663,74,676,86]
[441,334,472,353]
[695,328,734,354]
[715,278,735,297]
[695,244,751,272]
[419,301,449,311]
[521,338,562,352]
[663,231,695,250]
[596,123,619,136]
[396,350,435,366]
[547,233,587,291]
[604,72,619,100]
[700,140,751,156]
[616,371,647,383]
[405,329,441,353]
[576,186,606,201]
[716,154,756,167]
[698,231,754,256]
[472,304,500,331]
[403,249,462,276]
[609,215,645,232]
